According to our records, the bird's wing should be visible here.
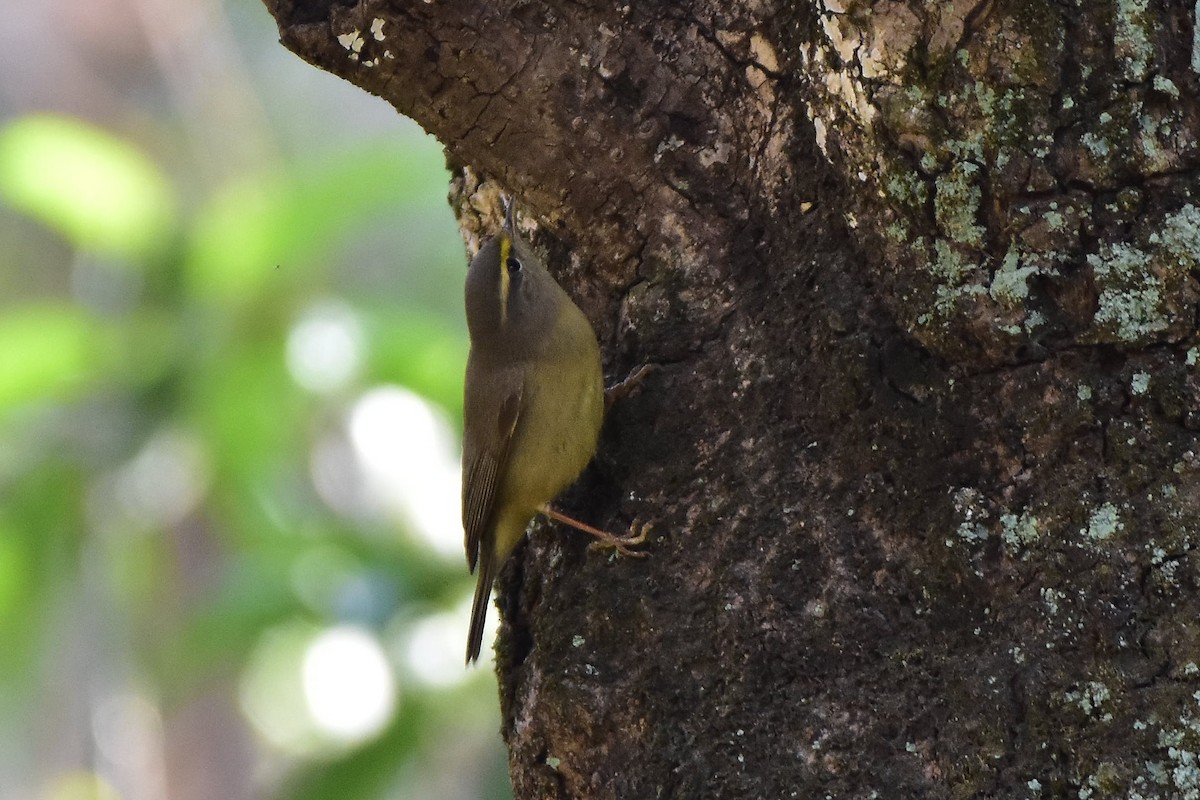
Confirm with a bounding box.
[463,377,523,573]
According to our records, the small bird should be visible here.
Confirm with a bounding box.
[461,201,640,664]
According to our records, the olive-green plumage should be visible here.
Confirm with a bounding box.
[462,209,604,664]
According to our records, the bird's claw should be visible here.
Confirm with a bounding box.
[587,520,652,558]
[605,363,657,408]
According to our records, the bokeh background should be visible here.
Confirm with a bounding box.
[0,0,512,798]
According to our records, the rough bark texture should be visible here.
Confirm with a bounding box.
[265,0,1200,797]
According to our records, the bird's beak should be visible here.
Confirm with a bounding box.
[502,195,516,234]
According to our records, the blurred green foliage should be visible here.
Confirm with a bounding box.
[0,112,510,799]
[0,114,176,263]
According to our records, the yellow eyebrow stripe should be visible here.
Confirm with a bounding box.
[498,235,511,324]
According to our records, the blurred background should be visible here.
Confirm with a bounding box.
[0,0,513,798]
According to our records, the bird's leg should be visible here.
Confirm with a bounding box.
[539,506,650,557]
[605,363,656,410]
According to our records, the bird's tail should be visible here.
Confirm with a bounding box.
[466,554,495,664]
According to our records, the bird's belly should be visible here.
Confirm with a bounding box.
[501,362,603,514]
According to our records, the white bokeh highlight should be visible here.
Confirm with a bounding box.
[400,594,495,687]
[302,625,396,742]
[286,299,364,393]
[116,428,209,528]
[239,621,399,753]
[347,385,462,559]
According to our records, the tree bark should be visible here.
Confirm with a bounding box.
[264,0,1200,797]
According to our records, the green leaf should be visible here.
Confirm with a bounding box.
[186,137,450,301]
[0,114,176,262]
[0,305,101,411]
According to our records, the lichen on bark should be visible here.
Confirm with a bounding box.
[804,0,1200,362]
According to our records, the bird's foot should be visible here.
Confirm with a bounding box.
[605,363,657,409]
[586,519,651,558]
[540,506,650,558]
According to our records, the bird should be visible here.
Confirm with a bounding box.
[461,200,644,664]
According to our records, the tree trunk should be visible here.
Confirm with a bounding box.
[264,0,1200,797]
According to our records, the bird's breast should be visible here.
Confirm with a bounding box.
[501,346,603,514]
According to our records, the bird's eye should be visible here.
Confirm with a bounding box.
[506,256,522,274]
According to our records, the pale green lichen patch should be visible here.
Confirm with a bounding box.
[1073,88,1186,185]
[931,238,975,283]
[1153,75,1180,98]
[885,221,909,243]
[989,246,1038,307]
[950,487,990,546]
[1041,586,1065,616]
[911,237,993,331]
[931,280,987,319]
[1083,502,1123,541]
[1087,204,1200,344]
[1131,372,1151,395]
[1092,280,1164,342]
[957,521,989,543]
[1149,204,1200,265]
[1115,0,1154,81]
[1138,113,1172,172]
[1000,510,1040,551]
[1064,680,1113,720]
[1135,712,1200,799]
[885,168,930,211]
[1148,542,1182,587]
[877,74,1054,349]
[1082,131,1111,158]
[1089,253,1158,338]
